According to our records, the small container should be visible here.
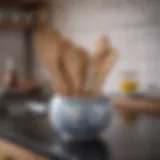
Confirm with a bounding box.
[119,70,139,95]
[49,95,111,140]
[0,9,7,23]
[3,57,19,90]
[11,12,21,23]
[24,13,32,24]
[0,12,4,21]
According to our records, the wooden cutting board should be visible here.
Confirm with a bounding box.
[112,96,160,115]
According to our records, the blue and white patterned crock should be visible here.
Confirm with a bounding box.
[49,95,111,140]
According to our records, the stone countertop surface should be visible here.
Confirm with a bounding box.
[0,100,160,160]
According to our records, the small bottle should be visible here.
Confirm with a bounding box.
[3,57,19,90]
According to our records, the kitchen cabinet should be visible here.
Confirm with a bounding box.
[0,138,47,160]
[0,22,32,29]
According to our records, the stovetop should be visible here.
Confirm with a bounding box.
[52,139,109,160]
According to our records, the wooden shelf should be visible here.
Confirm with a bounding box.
[0,0,44,7]
[0,0,49,29]
[112,96,160,115]
[0,21,32,29]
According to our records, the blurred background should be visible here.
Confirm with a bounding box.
[0,1,160,160]
[51,0,160,95]
[1,0,160,95]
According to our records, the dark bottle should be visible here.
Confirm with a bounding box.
[3,57,19,90]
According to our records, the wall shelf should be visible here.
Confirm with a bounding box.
[0,21,32,29]
[0,0,44,8]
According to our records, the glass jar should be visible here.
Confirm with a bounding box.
[119,70,139,95]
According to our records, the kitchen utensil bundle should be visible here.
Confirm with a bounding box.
[34,28,118,139]
[34,29,118,97]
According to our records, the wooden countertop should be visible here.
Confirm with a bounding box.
[112,96,160,115]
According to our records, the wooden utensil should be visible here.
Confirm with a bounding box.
[34,30,118,97]
[89,35,118,96]
[93,35,111,56]
[75,47,90,96]
[77,47,90,96]
[33,29,70,95]
[58,39,75,95]
[62,42,89,96]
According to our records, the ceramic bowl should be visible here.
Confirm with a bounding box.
[49,95,111,140]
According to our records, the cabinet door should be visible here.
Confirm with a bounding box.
[0,138,47,160]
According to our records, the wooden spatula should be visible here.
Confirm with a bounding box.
[33,29,70,95]
[58,39,75,95]
[89,35,118,96]
[61,42,90,96]
[75,47,90,96]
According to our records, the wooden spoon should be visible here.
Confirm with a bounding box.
[89,35,118,96]
[62,43,90,96]
[33,29,70,95]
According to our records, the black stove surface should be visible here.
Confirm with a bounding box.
[52,138,109,160]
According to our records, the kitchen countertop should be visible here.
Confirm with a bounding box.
[0,112,56,158]
[1,99,160,160]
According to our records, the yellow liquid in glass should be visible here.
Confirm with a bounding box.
[119,81,138,93]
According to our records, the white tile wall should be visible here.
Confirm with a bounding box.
[51,0,160,94]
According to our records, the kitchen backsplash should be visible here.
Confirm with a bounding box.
[51,0,160,94]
